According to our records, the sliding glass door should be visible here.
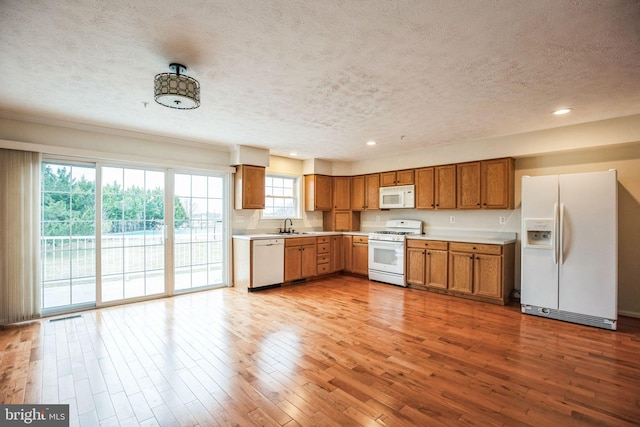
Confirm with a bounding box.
[41,162,229,312]
[101,167,166,302]
[174,173,225,291]
[41,163,96,311]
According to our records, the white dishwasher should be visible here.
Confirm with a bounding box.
[251,239,284,289]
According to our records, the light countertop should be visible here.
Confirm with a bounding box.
[232,230,516,244]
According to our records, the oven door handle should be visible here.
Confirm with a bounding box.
[369,240,404,247]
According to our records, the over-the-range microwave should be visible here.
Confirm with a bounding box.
[379,184,415,209]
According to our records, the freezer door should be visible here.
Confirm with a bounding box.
[558,171,617,319]
[521,175,559,309]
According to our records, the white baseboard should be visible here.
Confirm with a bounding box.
[618,310,640,319]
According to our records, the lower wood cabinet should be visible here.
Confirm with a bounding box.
[448,242,514,305]
[351,236,369,276]
[406,240,448,289]
[284,237,317,282]
[331,235,343,272]
[406,239,514,305]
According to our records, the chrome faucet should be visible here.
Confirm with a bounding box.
[283,218,293,234]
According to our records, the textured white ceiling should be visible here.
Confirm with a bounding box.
[1,0,639,161]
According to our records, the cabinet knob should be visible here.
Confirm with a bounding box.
[469,256,473,259]
[431,204,434,207]
[436,204,439,207]
[477,203,481,206]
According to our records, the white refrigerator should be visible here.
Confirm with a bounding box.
[520,170,617,330]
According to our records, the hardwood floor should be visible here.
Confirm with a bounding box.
[1,276,639,426]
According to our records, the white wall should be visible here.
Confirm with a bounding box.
[349,114,640,175]
[0,117,232,170]
[232,155,324,235]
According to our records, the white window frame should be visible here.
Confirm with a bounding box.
[262,173,301,219]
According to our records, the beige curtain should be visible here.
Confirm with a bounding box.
[0,148,41,325]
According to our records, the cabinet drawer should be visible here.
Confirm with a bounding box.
[285,237,317,247]
[449,242,502,255]
[317,236,330,244]
[353,236,369,244]
[406,240,448,250]
[317,263,330,275]
[317,242,330,254]
[317,255,331,264]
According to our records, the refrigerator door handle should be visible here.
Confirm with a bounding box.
[559,202,565,264]
[553,202,558,264]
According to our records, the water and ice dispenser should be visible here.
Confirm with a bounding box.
[524,218,554,249]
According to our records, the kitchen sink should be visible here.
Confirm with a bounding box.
[266,231,312,236]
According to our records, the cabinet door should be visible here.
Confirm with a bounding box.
[284,246,302,281]
[301,244,317,278]
[448,251,473,294]
[331,235,343,272]
[406,247,426,286]
[415,167,435,209]
[235,165,265,209]
[343,236,353,272]
[435,165,456,209]
[474,254,502,298]
[351,176,365,211]
[333,176,351,209]
[396,169,415,185]
[379,172,397,187]
[427,250,448,289]
[457,162,481,209]
[364,174,380,210]
[334,211,351,232]
[481,158,514,209]
[352,243,369,275]
[305,175,332,211]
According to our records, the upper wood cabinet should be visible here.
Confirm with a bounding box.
[457,158,514,209]
[322,210,360,232]
[333,176,351,210]
[416,165,456,209]
[305,174,333,211]
[351,174,380,211]
[380,169,415,187]
[234,165,265,210]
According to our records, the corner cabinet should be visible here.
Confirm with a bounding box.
[234,165,265,209]
[457,158,514,209]
[447,242,515,305]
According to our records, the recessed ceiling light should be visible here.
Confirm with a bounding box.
[366,141,377,146]
[553,108,572,115]
[289,152,298,157]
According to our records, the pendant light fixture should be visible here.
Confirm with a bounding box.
[154,63,200,109]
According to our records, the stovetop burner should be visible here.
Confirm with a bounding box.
[368,219,423,241]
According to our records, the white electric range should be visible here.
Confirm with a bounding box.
[368,219,422,287]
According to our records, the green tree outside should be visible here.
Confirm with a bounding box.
[42,165,189,236]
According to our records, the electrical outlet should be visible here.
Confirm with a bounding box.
[450,216,456,224]
[499,216,506,224]
[375,215,380,222]
[236,215,244,223]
